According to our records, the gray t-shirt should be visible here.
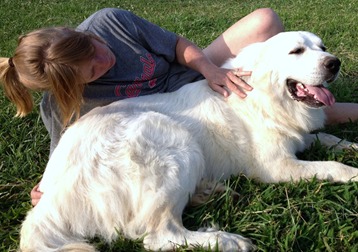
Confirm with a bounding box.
[40,8,203,154]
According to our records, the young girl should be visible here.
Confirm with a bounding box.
[0,8,356,206]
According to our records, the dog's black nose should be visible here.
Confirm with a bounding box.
[324,57,341,74]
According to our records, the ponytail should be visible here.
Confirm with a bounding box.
[0,27,97,126]
[0,57,34,117]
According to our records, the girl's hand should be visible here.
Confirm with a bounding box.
[205,67,252,98]
[30,183,43,206]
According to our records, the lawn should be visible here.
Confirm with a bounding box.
[0,0,357,251]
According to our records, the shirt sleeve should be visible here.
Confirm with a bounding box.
[40,92,64,156]
[77,8,178,62]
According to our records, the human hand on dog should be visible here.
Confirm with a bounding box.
[174,36,252,98]
[30,182,43,206]
[205,67,252,98]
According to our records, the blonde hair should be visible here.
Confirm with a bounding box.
[0,27,98,125]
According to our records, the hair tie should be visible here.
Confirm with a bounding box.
[8,57,15,67]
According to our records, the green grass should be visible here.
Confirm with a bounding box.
[0,0,357,251]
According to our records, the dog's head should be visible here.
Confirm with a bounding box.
[225,31,340,108]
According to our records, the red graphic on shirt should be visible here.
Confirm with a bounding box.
[140,54,157,87]
[114,85,121,97]
[114,53,157,97]
[125,83,143,97]
[148,79,157,88]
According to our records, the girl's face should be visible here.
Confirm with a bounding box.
[80,39,116,83]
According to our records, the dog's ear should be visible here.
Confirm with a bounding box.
[221,42,265,71]
[222,42,273,89]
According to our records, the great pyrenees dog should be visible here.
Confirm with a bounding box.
[20,31,357,252]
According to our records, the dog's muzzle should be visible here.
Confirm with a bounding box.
[287,56,341,108]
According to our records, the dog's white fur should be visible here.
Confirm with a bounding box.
[20,32,358,252]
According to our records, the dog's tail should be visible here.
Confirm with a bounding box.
[19,208,98,252]
[20,242,96,252]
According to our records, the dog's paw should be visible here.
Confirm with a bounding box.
[144,229,255,252]
[351,174,358,182]
[316,132,358,151]
[216,231,256,252]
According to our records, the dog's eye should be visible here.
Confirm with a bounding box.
[289,48,305,55]
[320,46,327,52]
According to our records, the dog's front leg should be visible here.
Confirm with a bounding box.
[264,158,358,183]
[305,132,358,150]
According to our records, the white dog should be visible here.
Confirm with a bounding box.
[20,31,357,252]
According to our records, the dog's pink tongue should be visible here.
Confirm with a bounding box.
[305,85,336,106]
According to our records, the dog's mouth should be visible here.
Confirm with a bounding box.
[287,79,335,108]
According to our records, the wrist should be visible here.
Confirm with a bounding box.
[196,59,218,79]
